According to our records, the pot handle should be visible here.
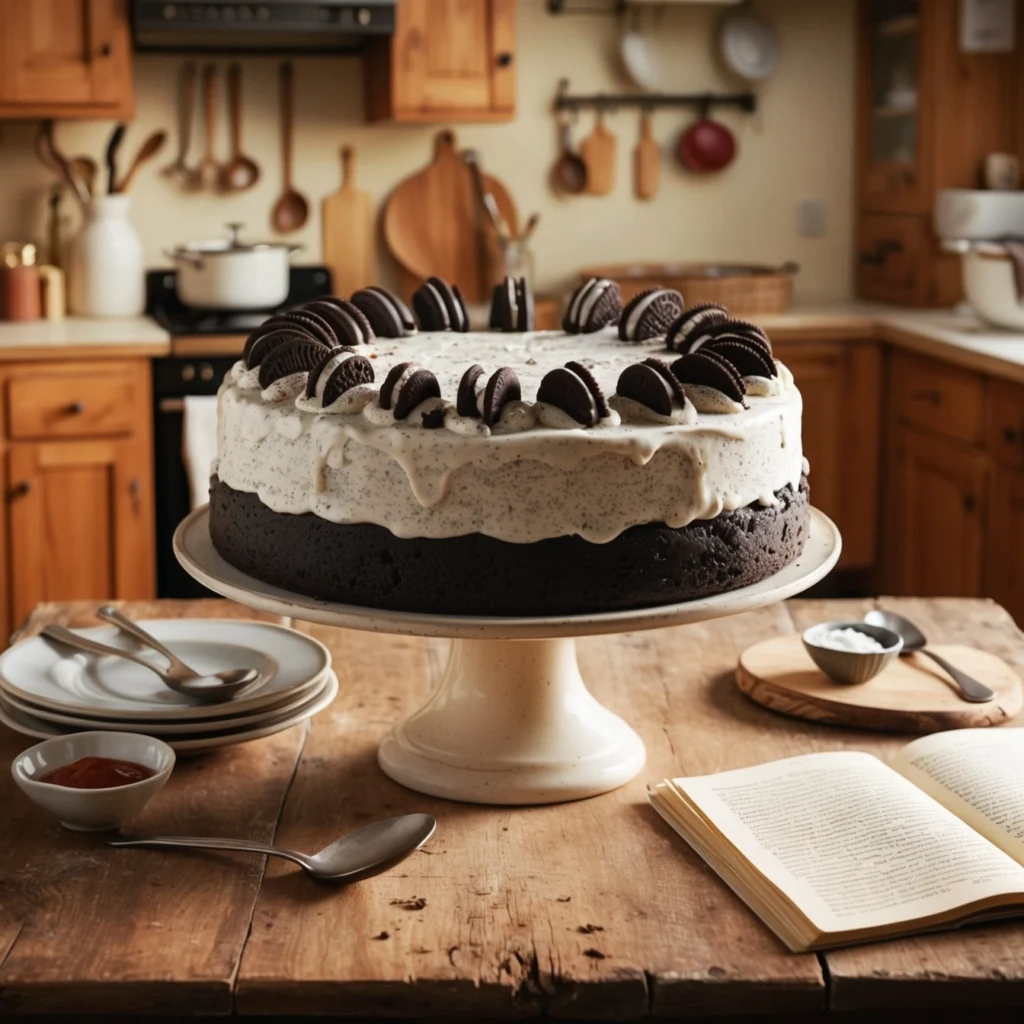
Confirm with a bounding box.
[164,249,205,269]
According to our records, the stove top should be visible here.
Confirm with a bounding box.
[146,266,333,336]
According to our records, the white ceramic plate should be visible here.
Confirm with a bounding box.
[1,668,332,735]
[0,673,338,755]
[175,505,841,640]
[720,10,780,81]
[0,620,330,721]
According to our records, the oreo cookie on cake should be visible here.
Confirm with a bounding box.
[413,277,469,332]
[671,349,747,413]
[351,287,417,338]
[379,362,442,420]
[302,298,375,346]
[536,360,609,428]
[563,277,622,333]
[489,277,534,332]
[618,287,684,342]
[612,357,693,423]
[665,302,728,353]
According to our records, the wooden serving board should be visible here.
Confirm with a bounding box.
[321,145,376,297]
[737,635,1022,733]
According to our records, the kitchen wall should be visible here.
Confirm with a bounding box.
[0,0,856,301]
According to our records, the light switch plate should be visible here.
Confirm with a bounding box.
[797,199,828,238]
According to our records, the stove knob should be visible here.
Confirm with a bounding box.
[199,363,214,382]
[181,364,196,382]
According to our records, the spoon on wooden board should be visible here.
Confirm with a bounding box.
[107,814,438,882]
[114,131,167,193]
[161,61,198,185]
[271,61,309,233]
[864,610,995,703]
[195,64,221,192]
[220,62,260,192]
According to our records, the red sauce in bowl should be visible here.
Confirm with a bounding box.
[39,756,156,789]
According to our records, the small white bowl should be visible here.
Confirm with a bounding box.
[12,731,175,831]
[802,621,903,685]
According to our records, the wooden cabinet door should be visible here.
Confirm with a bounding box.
[373,0,515,121]
[774,341,882,570]
[0,0,132,117]
[887,426,987,597]
[7,437,154,628]
[986,466,1024,629]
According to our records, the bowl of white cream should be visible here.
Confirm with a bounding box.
[802,621,903,685]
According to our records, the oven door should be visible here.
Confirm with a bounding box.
[153,356,237,598]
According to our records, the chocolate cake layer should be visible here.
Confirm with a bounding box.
[209,475,810,616]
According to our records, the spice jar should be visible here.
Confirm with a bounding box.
[3,244,42,321]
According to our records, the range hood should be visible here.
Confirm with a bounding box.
[132,1,395,52]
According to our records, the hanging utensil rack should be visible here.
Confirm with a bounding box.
[554,78,756,115]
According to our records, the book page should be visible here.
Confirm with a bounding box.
[893,729,1024,865]
[673,751,1024,937]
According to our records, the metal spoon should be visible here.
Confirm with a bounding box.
[107,814,437,882]
[41,620,260,704]
[271,62,309,233]
[864,610,995,703]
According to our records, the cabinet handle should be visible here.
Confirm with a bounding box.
[910,389,942,405]
[1003,426,1019,444]
[859,238,903,266]
[67,401,85,415]
[496,52,513,67]
[902,168,915,185]
[99,43,112,58]
[129,478,141,515]
[964,494,978,513]
[8,481,31,500]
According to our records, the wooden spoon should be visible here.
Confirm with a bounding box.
[69,156,98,199]
[220,63,260,192]
[271,62,309,233]
[195,64,220,191]
[161,62,197,184]
[115,131,167,193]
[551,115,587,195]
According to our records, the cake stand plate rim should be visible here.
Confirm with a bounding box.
[173,506,841,640]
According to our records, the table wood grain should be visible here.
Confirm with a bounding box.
[0,597,1021,1017]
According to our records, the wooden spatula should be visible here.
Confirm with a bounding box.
[322,146,376,297]
[580,110,616,196]
[634,111,660,201]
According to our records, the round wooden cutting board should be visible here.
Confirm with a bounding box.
[736,635,1023,733]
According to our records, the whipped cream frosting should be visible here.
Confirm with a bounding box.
[216,328,805,544]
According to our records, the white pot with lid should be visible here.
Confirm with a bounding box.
[944,239,1024,330]
[166,223,302,310]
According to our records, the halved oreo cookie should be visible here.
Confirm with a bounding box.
[413,277,469,332]
[643,357,688,406]
[665,302,729,353]
[618,287,684,342]
[263,309,338,348]
[489,277,535,332]
[482,367,521,426]
[457,364,485,417]
[688,317,771,353]
[303,299,374,346]
[258,337,332,390]
[246,327,314,370]
[563,277,622,334]
[306,345,349,399]
[702,337,777,378]
[564,360,610,419]
[379,362,416,410]
[617,362,677,416]
[351,287,417,338]
[537,367,598,427]
[393,368,442,420]
[321,353,375,407]
[671,350,746,403]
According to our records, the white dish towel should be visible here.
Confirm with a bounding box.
[182,395,219,510]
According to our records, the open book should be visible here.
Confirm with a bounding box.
[649,729,1024,951]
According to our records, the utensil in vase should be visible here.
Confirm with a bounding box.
[36,121,90,205]
[863,610,995,703]
[104,122,127,195]
[271,61,309,233]
[551,111,588,195]
[69,156,98,199]
[220,62,260,192]
[115,131,167,193]
[195,64,221,192]
[162,61,198,185]
[41,621,261,704]
[108,813,437,882]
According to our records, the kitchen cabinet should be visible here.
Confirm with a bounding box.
[774,340,881,571]
[987,465,1024,628]
[364,0,516,123]
[855,0,1017,305]
[2,358,154,632]
[0,0,133,120]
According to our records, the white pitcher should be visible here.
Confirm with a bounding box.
[68,195,145,317]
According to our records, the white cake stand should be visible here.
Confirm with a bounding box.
[174,507,841,805]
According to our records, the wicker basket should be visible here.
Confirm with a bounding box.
[579,262,797,315]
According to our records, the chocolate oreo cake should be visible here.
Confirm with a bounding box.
[210,278,810,615]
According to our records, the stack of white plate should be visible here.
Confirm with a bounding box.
[0,620,335,754]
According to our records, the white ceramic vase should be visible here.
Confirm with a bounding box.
[68,195,145,317]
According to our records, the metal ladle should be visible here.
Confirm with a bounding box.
[107,813,437,882]
[864,609,995,703]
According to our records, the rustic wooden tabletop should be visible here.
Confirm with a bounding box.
[1,596,1022,1019]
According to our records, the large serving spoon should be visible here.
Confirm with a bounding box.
[41,617,261,704]
[195,64,221,192]
[161,62,198,186]
[115,131,167,193]
[107,814,437,882]
[864,610,995,703]
[271,61,309,233]
[220,63,260,192]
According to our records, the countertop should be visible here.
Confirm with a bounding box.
[0,316,170,361]
[1,596,1022,1017]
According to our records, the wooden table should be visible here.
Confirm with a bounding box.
[1,597,1023,1019]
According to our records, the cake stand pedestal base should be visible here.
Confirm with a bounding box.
[377,637,645,805]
